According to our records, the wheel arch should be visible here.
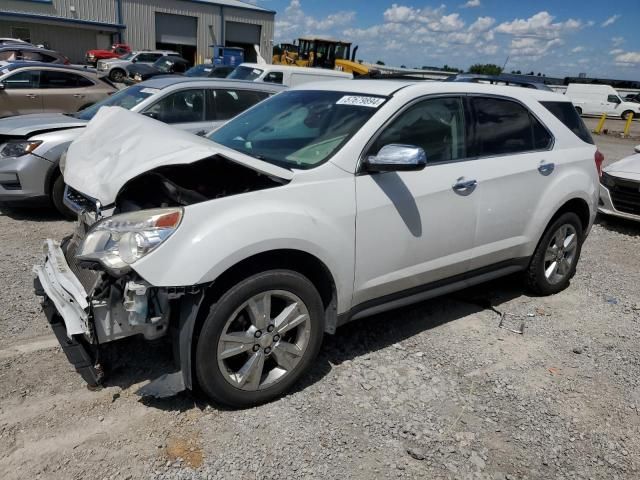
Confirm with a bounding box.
[178,249,338,393]
[548,197,591,233]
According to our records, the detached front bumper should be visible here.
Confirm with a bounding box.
[33,239,103,386]
[0,153,53,204]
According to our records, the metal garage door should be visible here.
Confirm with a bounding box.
[225,22,261,44]
[155,13,197,46]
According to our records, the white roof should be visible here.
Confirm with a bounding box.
[189,0,274,13]
[239,63,352,77]
[292,79,568,101]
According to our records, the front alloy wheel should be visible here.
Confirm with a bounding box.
[196,270,324,407]
[217,290,311,391]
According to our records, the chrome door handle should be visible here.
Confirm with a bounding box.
[25,94,37,99]
[538,161,555,176]
[452,178,478,196]
[73,94,85,98]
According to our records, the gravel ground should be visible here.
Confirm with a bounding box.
[0,137,639,479]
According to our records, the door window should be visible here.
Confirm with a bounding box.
[40,71,88,88]
[369,96,467,163]
[136,53,162,62]
[470,97,552,156]
[144,89,205,123]
[3,70,39,89]
[213,89,270,120]
[263,72,283,84]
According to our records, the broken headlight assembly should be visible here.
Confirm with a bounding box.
[77,207,183,272]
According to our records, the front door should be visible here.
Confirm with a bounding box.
[0,70,43,116]
[354,96,477,306]
[40,70,94,112]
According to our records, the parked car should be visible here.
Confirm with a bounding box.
[227,62,352,86]
[185,64,235,79]
[0,62,116,117]
[124,55,190,84]
[564,83,640,119]
[0,45,69,64]
[0,38,32,47]
[0,77,283,216]
[599,145,640,221]
[97,50,179,83]
[85,44,131,66]
[34,81,600,408]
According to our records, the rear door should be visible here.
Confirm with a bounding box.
[40,70,93,112]
[0,69,42,116]
[141,88,207,133]
[465,95,555,271]
[208,88,270,132]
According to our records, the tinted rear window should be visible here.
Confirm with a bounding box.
[541,101,594,145]
[471,97,553,156]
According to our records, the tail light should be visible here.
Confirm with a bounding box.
[594,150,604,177]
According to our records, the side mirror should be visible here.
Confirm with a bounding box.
[142,111,157,119]
[634,145,640,154]
[131,57,137,63]
[0,82,4,90]
[365,144,427,172]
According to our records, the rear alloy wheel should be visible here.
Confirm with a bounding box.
[526,212,583,295]
[109,69,125,83]
[621,110,635,121]
[195,270,324,408]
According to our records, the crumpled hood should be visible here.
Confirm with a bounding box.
[604,152,640,181]
[64,107,293,206]
[0,113,87,137]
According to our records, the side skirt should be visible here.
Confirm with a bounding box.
[337,258,529,328]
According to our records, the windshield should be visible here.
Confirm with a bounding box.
[73,85,156,120]
[119,53,134,60]
[185,64,210,77]
[208,90,385,169]
[154,58,175,72]
[227,66,263,81]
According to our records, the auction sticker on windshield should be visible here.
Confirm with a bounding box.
[336,96,385,108]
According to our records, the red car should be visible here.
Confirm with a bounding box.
[85,44,131,66]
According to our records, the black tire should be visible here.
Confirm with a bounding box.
[109,69,125,83]
[526,212,583,296]
[195,269,324,408]
[575,107,582,115]
[621,110,635,121]
[51,174,76,220]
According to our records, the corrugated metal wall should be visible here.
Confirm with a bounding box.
[1,0,275,64]
[120,1,274,63]
[2,0,117,24]
[0,20,115,63]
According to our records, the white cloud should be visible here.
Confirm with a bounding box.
[495,11,582,39]
[461,0,481,8]
[469,16,495,32]
[571,46,584,53]
[615,52,640,65]
[601,14,620,27]
[609,48,624,55]
[611,36,625,47]
[275,0,355,41]
[508,37,564,58]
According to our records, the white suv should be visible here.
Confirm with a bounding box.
[34,80,600,407]
[97,50,179,82]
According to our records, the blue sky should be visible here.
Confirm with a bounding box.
[251,0,640,80]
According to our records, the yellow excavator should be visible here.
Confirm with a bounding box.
[272,36,371,76]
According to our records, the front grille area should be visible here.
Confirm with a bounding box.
[64,219,101,295]
[604,173,640,216]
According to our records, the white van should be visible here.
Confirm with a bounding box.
[227,63,352,87]
[565,83,640,119]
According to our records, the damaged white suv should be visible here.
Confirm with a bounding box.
[35,80,600,407]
